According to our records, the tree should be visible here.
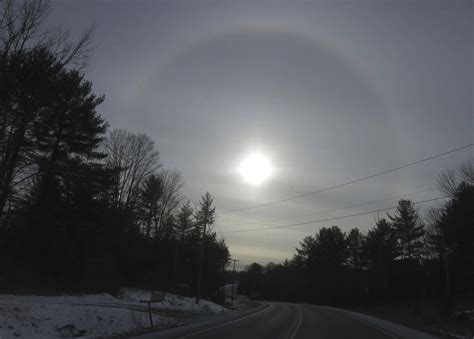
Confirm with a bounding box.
[195,192,216,236]
[175,201,194,242]
[365,218,398,292]
[138,170,182,238]
[139,174,162,237]
[365,218,399,268]
[195,192,216,303]
[154,170,182,239]
[440,182,474,293]
[104,129,160,212]
[347,228,366,271]
[425,208,451,300]
[0,45,111,283]
[294,235,317,268]
[0,0,94,69]
[29,52,107,205]
[312,226,348,269]
[0,0,94,224]
[388,199,424,261]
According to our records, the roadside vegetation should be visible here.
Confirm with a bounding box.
[239,163,474,337]
[0,0,230,297]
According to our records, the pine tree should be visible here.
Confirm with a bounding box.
[31,60,107,204]
[175,201,194,242]
[312,226,348,269]
[195,192,216,237]
[195,192,216,303]
[365,218,399,269]
[365,218,399,292]
[347,228,366,271]
[387,199,425,260]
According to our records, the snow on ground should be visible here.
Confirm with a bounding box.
[0,289,227,338]
[119,288,228,314]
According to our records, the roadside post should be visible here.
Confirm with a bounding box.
[140,292,165,328]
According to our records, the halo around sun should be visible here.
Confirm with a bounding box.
[238,153,273,186]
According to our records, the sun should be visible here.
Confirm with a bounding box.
[238,153,273,185]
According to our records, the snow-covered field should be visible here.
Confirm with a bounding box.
[0,289,228,338]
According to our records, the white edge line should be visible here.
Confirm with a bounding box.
[180,303,273,339]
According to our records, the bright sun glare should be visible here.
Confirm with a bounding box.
[239,153,273,186]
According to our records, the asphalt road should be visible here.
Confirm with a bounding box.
[136,302,437,339]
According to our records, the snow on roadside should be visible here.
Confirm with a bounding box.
[0,289,227,338]
[120,288,228,314]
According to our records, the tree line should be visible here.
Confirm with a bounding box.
[0,0,230,295]
[239,163,473,309]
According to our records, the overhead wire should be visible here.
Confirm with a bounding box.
[220,196,449,234]
[219,187,438,227]
[218,143,473,215]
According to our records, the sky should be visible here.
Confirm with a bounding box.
[49,0,472,269]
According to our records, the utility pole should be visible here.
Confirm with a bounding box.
[231,259,239,307]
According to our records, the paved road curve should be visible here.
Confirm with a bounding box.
[136,302,437,339]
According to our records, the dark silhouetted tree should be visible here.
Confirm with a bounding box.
[347,227,366,271]
[104,129,160,212]
[139,174,162,237]
[175,201,194,242]
[195,192,216,303]
[0,0,94,224]
[388,199,424,261]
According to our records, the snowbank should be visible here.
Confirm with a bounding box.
[0,289,227,338]
[120,288,228,314]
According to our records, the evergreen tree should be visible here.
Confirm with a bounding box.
[175,201,194,242]
[347,228,366,271]
[195,192,216,303]
[195,192,216,237]
[312,226,348,269]
[388,199,425,260]
[440,182,474,292]
[30,51,106,204]
[365,218,399,269]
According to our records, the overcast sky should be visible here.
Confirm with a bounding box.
[49,0,472,269]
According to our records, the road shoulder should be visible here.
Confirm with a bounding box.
[132,301,268,339]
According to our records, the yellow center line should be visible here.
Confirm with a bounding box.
[180,303,273,339]
[287,305,303,339]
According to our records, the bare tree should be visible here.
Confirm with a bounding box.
[437,169,459,197]
[138,169,182,238]
[437,160,474,197]
[104,129,161,212]
[154,169,182,238]
[0,0,95,69]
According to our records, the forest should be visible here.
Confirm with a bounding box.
[0,0,230,297]
[239,163,474,311]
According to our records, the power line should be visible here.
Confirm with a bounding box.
[219,187,438,227]
[215,219,225,240]
[220,196,449,234]
[218,143,473,215]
